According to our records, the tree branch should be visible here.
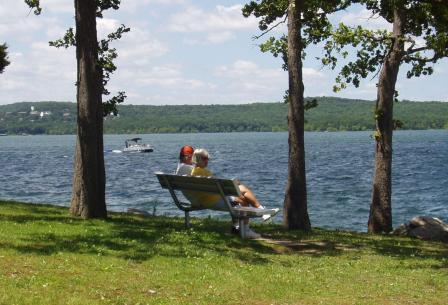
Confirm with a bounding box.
[406,46,430,55]
[253,14,287,40]
[406,54,439,62]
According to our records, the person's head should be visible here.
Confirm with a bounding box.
[179,145,194,165]
[193,148,210,168]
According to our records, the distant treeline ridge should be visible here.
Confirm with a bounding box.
[0,97,447,135]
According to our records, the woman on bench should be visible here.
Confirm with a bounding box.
[175,145,195,175]
[191,148,266,239]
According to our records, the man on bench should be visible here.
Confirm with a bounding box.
[187,148,275,239]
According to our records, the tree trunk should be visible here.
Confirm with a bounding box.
[283,0,311,231]
[368,8,404,233]
[70,0,107,218]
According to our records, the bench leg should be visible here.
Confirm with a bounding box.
[239,218,247,239]
[185,211,191,228]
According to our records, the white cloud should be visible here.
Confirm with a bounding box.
[169,5,256,32]
[0,2,71,45]
[340,9,391,30]
[216,60,323,82]
[116,27,169,62]
[0,42,76,103]
[206,31,234,44]
[133,65,206,88]
[44,0,74,14]
[213,60,286,101]
[167,4,257,44]
[213,60,326,102]
[303,67,325,79]
[0,12,44,41]
[121,0,186,13]
[97,18,122,38]
[119,40,168,61]
[105,62,214,105]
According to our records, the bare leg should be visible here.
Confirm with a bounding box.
[238,184,261,208]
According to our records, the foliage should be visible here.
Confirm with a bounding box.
[97,24,130,116]
[1,200,447,305]
[243,0,352,100]
[1,98,448,135]
[49,28,75,48]
[321,1,448,94]
[0,43,10,74]
[24,0,41,15]
[242,0,352,46]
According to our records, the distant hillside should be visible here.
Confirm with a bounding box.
[0,97,447,135]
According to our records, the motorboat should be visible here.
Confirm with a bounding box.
[123,138,154,153]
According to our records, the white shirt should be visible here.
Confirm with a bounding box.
[175,163,194,176]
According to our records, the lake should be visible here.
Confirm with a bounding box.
[0,130,447,232]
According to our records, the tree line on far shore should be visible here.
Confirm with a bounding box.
[1,97,447,135]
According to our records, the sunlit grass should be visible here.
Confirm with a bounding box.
[0,200,447,305]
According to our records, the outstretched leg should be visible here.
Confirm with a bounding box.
[237,184,262,208]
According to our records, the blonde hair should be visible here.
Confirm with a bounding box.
[193,148,210,164]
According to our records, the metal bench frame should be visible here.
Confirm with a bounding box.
[155,172,278,238]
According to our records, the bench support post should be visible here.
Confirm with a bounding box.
[239,218,245,239]
[185,211,191,228]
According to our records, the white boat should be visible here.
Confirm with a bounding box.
[123,138,154,153]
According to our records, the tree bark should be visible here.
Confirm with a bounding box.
[368,7,404,233]
[70,0,107,218]
[283,0,311,230]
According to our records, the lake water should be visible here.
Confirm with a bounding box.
[0,130,447,232]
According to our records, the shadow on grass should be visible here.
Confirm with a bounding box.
[261,225,448,269]
[0,206,281,264]
[0,202,447,268]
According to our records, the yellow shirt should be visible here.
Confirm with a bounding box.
[191,166,213,177]
[190,166,221,208]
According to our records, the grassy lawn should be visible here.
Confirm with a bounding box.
[0,200,447,305]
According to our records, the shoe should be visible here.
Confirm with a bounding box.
[261,208,279,222]
[258,205,270,221]
[262,213,272,222]
[245,227,261,239]
[231,225,240,235]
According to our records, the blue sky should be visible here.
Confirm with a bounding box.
[1,0,447,106]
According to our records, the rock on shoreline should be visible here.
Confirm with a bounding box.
[393,216,448,243]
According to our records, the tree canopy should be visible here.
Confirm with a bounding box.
[0,43,10,74]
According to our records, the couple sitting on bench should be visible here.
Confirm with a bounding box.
[175,145,276,239]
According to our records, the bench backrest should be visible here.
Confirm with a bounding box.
[155,172,241,197]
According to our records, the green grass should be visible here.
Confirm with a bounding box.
[0,200,447,305]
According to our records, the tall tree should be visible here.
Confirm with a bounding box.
[0,43,10,74]
[25,0,128,218]
[70,0,106,218]
[321,0,448,232]
[243,0,350,230]
[284,0,310,230]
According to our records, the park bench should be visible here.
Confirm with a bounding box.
[155,172,279,238]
